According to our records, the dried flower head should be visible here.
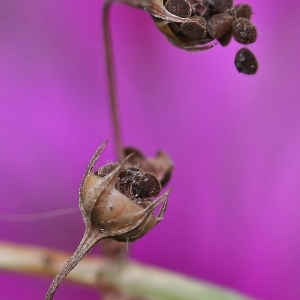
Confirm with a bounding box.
[130,0,259,73]
[45,140,171,299]
[145,0,256,50]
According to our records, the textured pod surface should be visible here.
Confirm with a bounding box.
[212,0,234,12]
[232,18,257,44]
[234,48,258,75]
[164,0,192,18]
[234,4,252,20]
[131,172,161,198]
[180,17,206,39]
[207,13,233,39]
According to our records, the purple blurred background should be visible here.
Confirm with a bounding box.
[1,0,300,299]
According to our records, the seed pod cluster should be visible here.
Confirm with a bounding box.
[147,0,259,74]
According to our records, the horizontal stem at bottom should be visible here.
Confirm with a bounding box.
[0,241,255,300]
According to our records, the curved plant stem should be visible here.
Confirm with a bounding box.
[44,229,105,300]
[102,0,152,162]
[103,0,124,162]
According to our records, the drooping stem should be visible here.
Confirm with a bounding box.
[102,0,152,162]
[102,0,124,162]
[44,229,104,300]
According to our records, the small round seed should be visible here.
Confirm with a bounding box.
[234,48,258,75]
[234,4,252,20]
[232,18,257,44]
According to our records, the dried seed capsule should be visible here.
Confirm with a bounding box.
[207,13,233,39]
[80,142,170,242]
[45,141,171,300]
[151,13,216,51]
[164,0,192,18]
[234,4,252,20]
[234,48,258,75]
[180,17,206,39]
[232,18,257,44]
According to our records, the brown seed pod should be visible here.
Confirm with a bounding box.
[206,13,234,39]
[45,140,171,300]
[234,47,258,75]
[145,0,217,51]
[232,18,257,44]
[107,0,258,55]
[156,19,216,51]
[80,141,169,241]
[234,4,252,20]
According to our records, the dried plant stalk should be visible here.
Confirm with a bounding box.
[0,242,255,300]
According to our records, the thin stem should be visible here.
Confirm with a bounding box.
[102,0,124,162]
[0,207,78,222]
[102,0,152,162]
[44,229,104,300]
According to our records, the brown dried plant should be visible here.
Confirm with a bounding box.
[103,0,259,165]
[45,0,259,298]
[108,0,258,73]
[45,140,171,299]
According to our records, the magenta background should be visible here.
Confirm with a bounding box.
[1,0,300,299]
